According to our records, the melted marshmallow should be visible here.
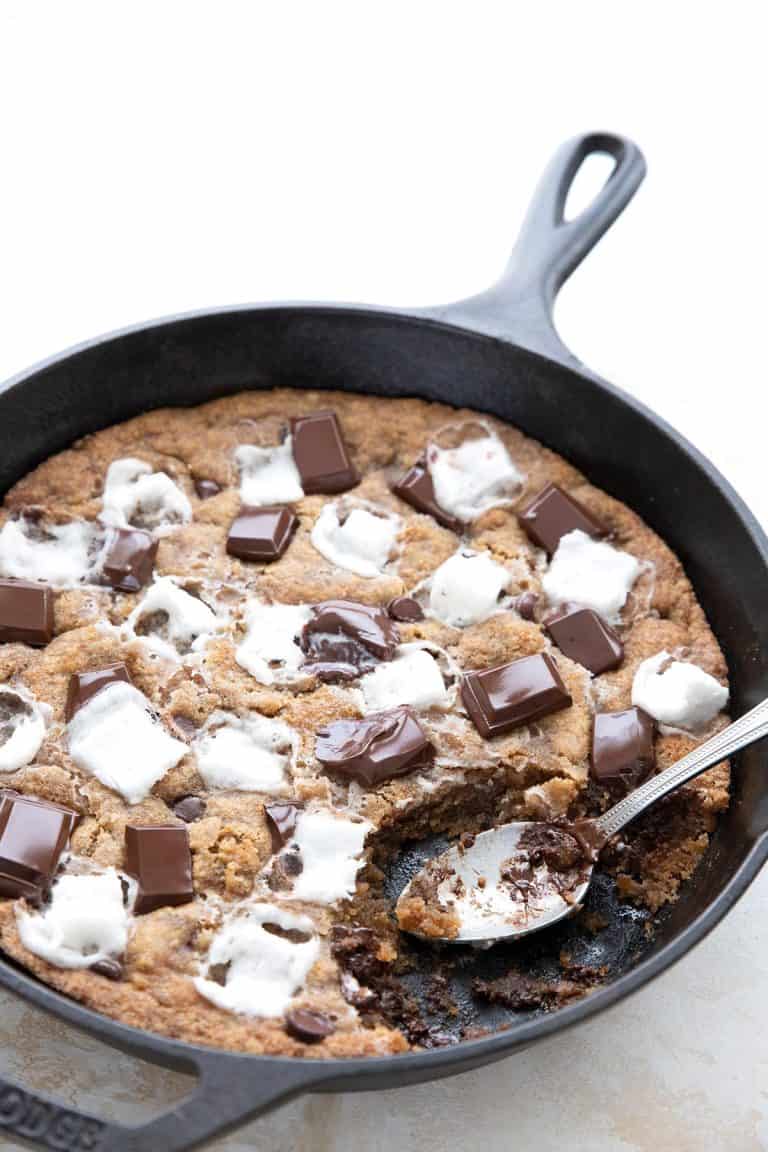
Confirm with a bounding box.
[0,518,100,588]
[542,530,640,620]
[290,809,371,904]
[310,505,398,577]
[0,689,46,773]
[235,438,304,506]
[126,577,220,659]
[17,869,130,969]
[359,644,450,712]
[427,434,524,521]
[68,681,187,803]
[429,550,509,627]
[194,711,295,793]
[194,903,319,1018]
[632,651,728,730]
[235,601,311,685]
[101,458,192,534]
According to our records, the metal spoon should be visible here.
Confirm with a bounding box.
[396,698,768,945]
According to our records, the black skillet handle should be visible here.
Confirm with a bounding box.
[428,132,647,367]
[0,1051,332,1152]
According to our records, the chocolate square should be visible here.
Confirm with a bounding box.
[124,824,194,915]
[102,528,158,592]
[591,708,655,785]
[461,653,572,739]
[66,663,133,722]
[518,483,605,554]
[226,506,298,562]
[0,793,78,902]
[545,607,623,675]
[316,706,434,787]
[290,411,359,494]
[0,578,54,646]
[264,802,301,854]
[300,600,399,680]
[392,460,463,532]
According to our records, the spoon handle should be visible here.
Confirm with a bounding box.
[594,697,768,841]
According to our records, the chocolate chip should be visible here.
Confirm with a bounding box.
[387,596,424,622]
[591,708,655,785]
[316,707,434,787]
[0,793,78,902]
[545,607,623,675]
[264,802,301,853]
[172,795,206,823]
[461,653,572,739]
[518,484,605,554]
[90,957,124,981]
[285,1008,335,1043]
[171,714,199,741]
[226,506,298,562]
[392,460,463,532]
[301,600,399,679]
[510,591,538,621]
[290,411,359,494]
[124,825,194,915]
[0,578,54,646]
[101,528,158,593]
[194,478,221,500]
[208,961,230,986]
[65,663,132,722]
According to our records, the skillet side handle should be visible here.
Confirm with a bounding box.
[0,1054,329,1152]
[429,132,646,366]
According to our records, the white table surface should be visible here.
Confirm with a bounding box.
[1,4,766,1148]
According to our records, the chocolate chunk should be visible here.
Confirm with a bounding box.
[226,506,298,562]
[90,957,124,981]
[101,527,158,593]
[264,802,301,853]
[65,663,132,722]
[301,600,399,679]
[172,795,206,823]
[124,825,194,915]
[511,591,538,621]
[171,714,199,741]
[285,1008,335,1043]
[290,411,359,494]
[461,653,572,739]
[316,707,434,787]
[194,478,221,500]
[392,460,463,532]
[591,708,655,785]
[545,607,623,675]
[387,596,424,622]
[0,793,78,902]
[518,483,605,554]
[0,578,54,646]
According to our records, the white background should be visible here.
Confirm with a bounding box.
[1,4,767,1150]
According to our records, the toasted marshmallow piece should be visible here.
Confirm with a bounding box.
[235,601,311,685]
[126,577,220,659]
[359,644,450,712]
[429,550,509,627]
[101,458,191,535]
[17,869,130,969]
[542,530,640,621]
[632,651,728,729]
[0,689,46,773]
[428,434,524,521]
[194,903,319,1018]
[194,711,295,793]
[0,518,100,588]
[67,681,187,803]
[290,809,371,904]
[310,504,398,577]
[236,438,304,506]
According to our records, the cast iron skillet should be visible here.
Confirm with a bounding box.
[1,133,767,1152]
